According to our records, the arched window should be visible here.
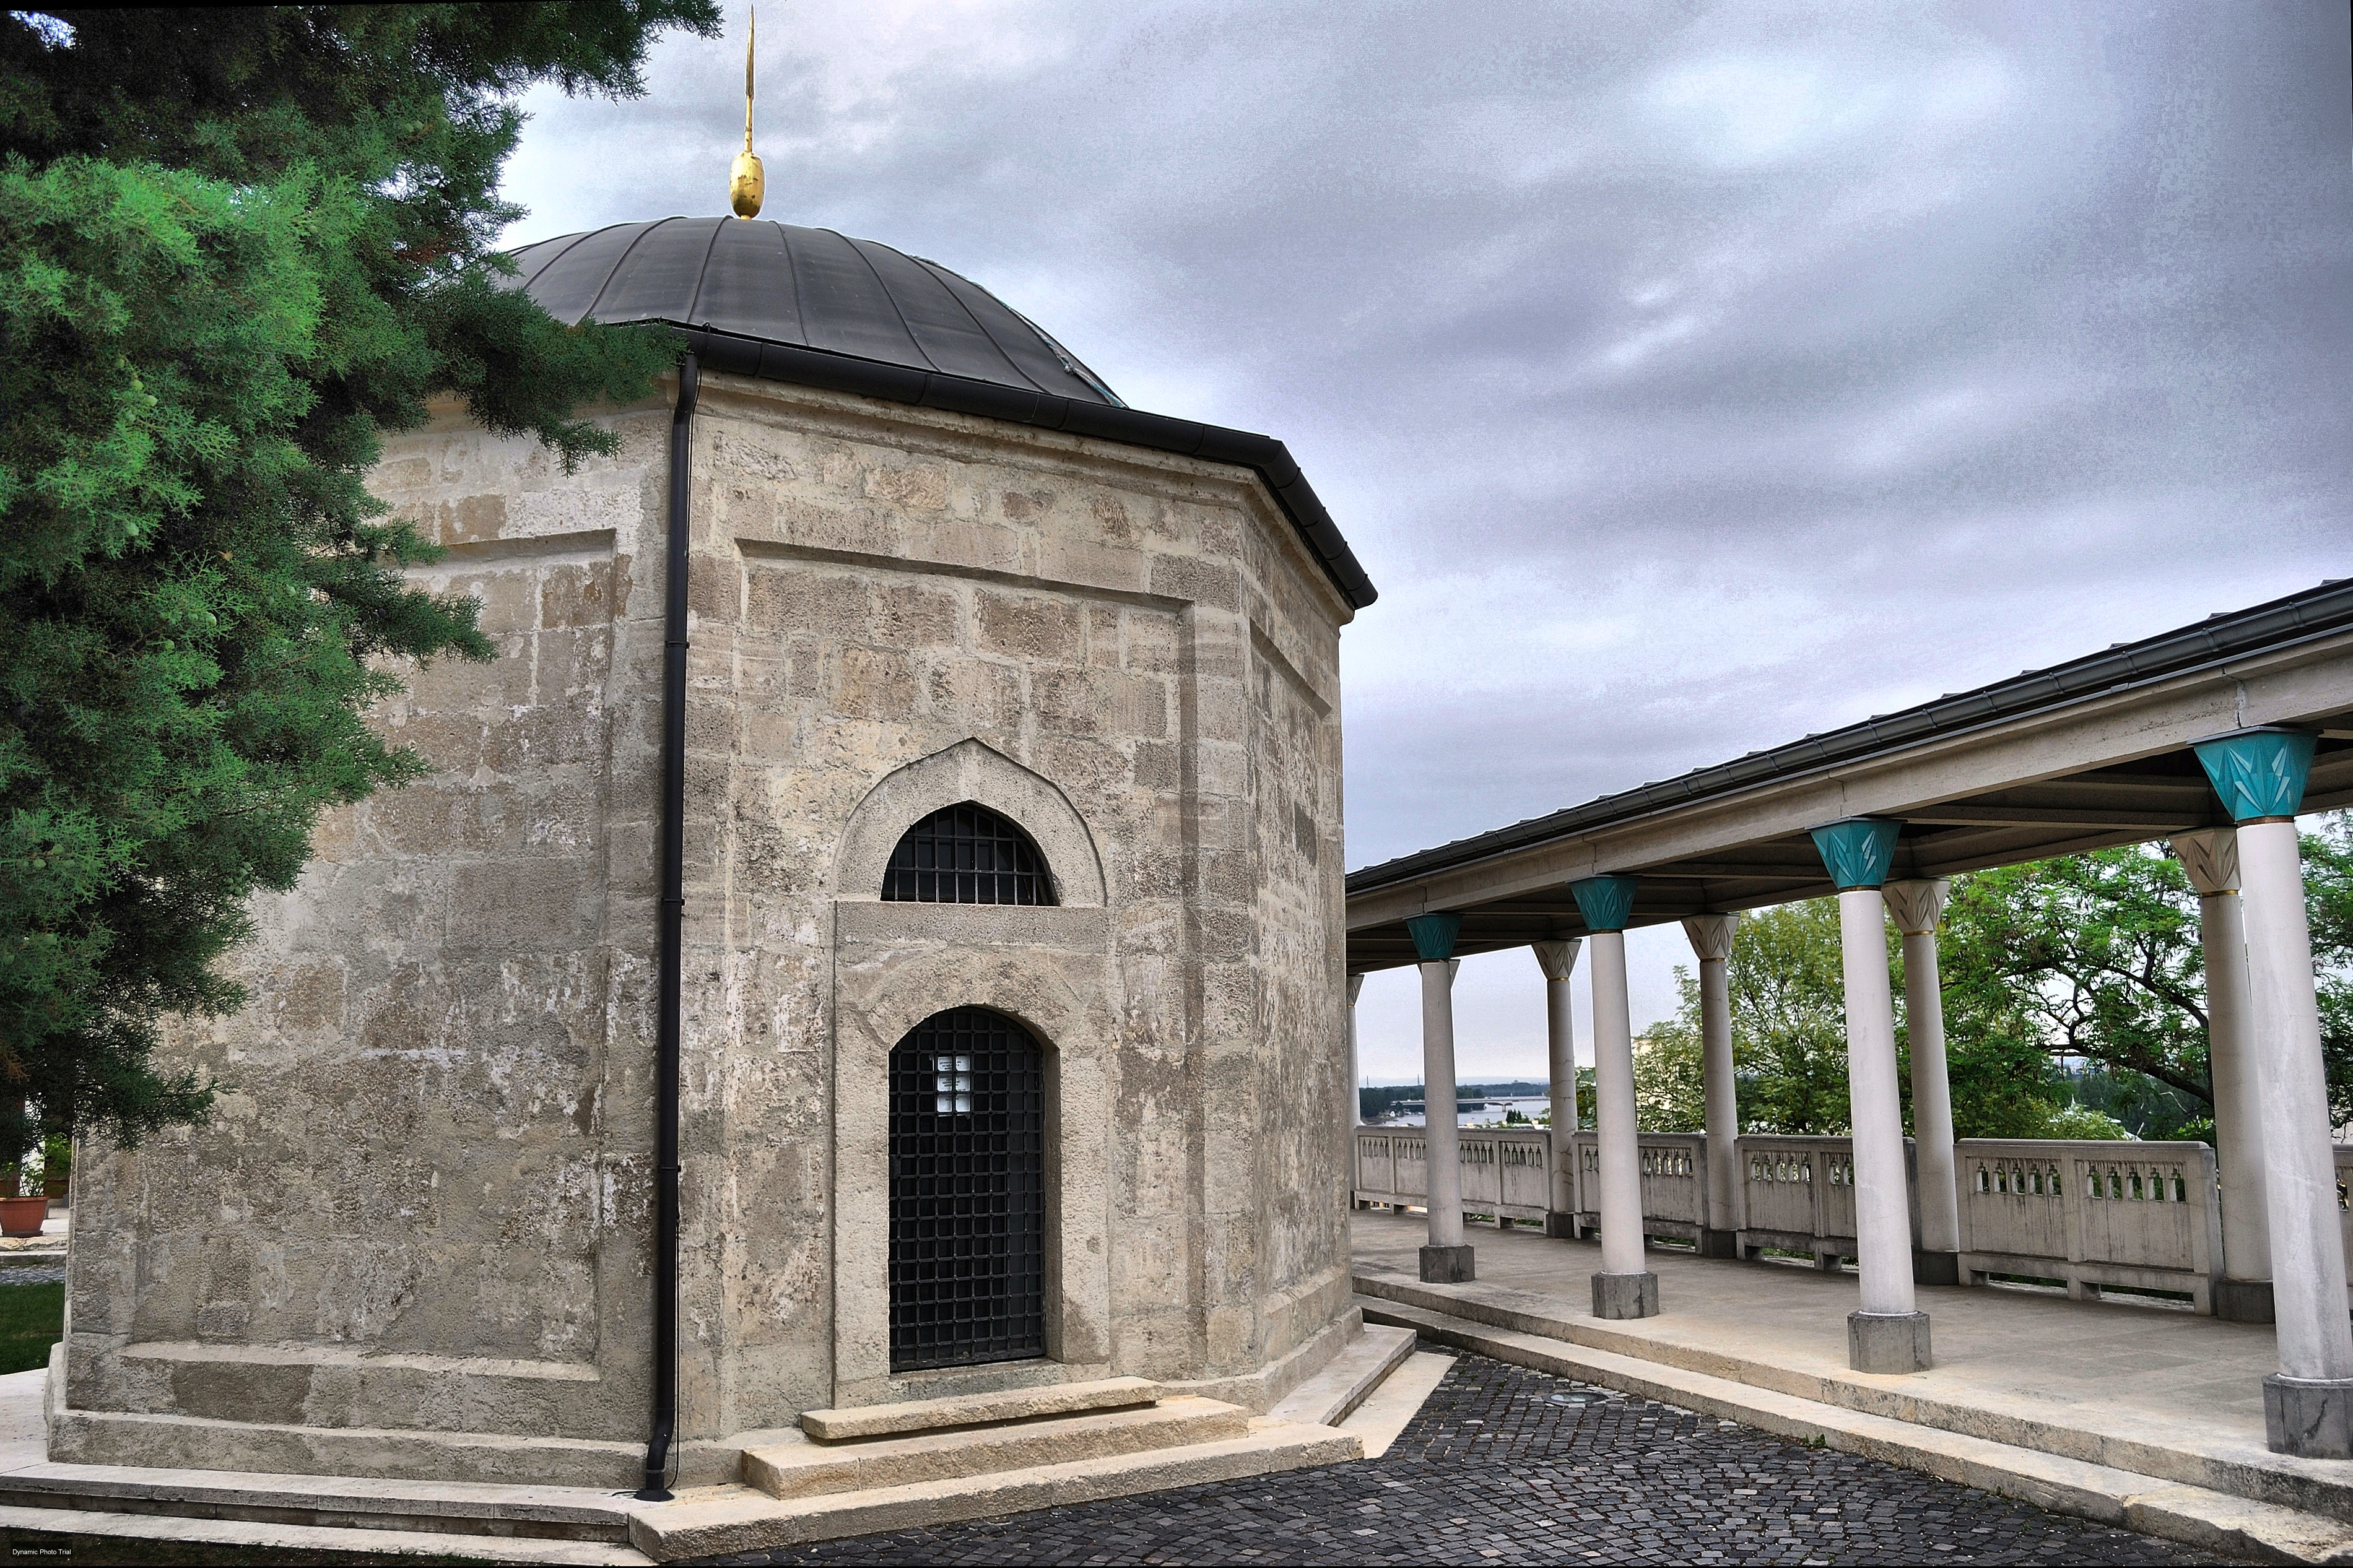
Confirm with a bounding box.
[889,1007,1046,1371]
[882,803,1056,905]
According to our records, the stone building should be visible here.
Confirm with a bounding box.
[51,216,1378,1491]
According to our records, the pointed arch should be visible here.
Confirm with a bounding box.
[835,739,1107,907]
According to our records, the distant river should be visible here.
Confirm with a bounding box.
[1383,1095,1552,1128]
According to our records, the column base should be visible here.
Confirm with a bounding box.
[1419,1244,1476,1284]
[1592,1271,1658,1320]
[1848,1310,1932,1374]
[1697,1228,1740,1259]
[2215,1278,2276,1323]
[1544,1211,1578,1239]
[2265,1374,2353,1458]
[1912,1250,1961,1286]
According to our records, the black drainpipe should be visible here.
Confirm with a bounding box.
[638,350,698,1502]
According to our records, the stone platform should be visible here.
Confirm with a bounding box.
[0,1328,1430,1564]
[1353,1207,2353,1562]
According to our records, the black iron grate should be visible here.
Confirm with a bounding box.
[881,803,1056,905]
[889,1007,1046,1371]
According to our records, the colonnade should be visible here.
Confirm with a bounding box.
[1351,726,2349,1457]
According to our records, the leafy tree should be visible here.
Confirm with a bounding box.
[0,4,717,1157]
[1939,818,2353,1134]
[1723,899,1855,1133]
[1939,847,2210,1109]
[1630,1023,1704,1132]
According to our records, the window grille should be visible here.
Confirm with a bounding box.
[889,1007,1046,1372]
[881,803,1056,906]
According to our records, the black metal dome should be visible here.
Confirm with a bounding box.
[508,217,1124,407]
[498,215,1375,609]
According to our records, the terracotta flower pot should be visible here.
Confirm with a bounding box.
[0,1196,48,1237]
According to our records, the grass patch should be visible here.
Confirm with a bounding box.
[0,1281,61,1375]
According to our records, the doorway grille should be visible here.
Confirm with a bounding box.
[889,1007,1046,1371]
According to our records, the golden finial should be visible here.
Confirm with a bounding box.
[728,6,765,219]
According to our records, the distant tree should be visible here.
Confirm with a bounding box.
[1939,818,2353,1136]
[1724,900,1855,1134]
[0,3,718,1159]
[1630,1022,1705,1132]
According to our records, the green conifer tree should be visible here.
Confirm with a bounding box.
[0,4,719,1158]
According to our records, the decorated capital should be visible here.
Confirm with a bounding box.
[2192,727,2316,823]
[1881,878,1950,936]
[1569,875,1638,934]
[1681,912,1739,963]
[1531,938,1582,982]
[2170,828,2240,898]
[1404,911,1463,963]
[1810,816,1903,890]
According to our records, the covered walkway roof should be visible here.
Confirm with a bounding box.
[1346,579,2353,971]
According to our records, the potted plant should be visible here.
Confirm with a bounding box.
[0,1103,49,1238]
[40,1136,67,1205]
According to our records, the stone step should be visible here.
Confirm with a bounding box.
[748,1395,1247,1501]
[630,1422,1360,1561]
[1266,1324,1417,1428]
[799,1375,1160,1442]
[0,1458,639,1543]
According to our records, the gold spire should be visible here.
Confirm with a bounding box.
[728,6,765,219]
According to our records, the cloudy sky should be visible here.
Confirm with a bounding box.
[501,1,2353,1084]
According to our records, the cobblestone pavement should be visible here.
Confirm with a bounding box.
[692,1349,2222,1567]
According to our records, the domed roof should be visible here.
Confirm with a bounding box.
[500,215,1375,610]
[508,217,1124,407]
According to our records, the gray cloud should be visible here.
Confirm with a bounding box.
[502,1,2353,1080]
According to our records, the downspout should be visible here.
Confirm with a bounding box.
[638,350,698,1502]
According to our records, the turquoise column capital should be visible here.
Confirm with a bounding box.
[1404,911,1463,963]
[1568,875,1638,934]
[2193,727,2318,823]
[1810,817,1903,890]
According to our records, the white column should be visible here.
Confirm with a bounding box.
[2173,829,2271,1307]
[1681,914,1741,1252]
[1589,930,1651,1287]
[1419,957,1464,1254]
[1882,880,1959,1270]
[2240,818,2353,1385]
[1837,886,1919,1323]
[1533,940,1581,1233]
[1347,972,1367,1128]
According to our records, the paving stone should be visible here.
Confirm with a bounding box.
[688,1348,2224,1566]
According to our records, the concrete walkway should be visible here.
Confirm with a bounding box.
[1352,1208,2353,1561]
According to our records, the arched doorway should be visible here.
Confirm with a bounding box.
[888,1007,1046,1371]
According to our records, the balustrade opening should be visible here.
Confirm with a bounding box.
[889,1007,1046,1371]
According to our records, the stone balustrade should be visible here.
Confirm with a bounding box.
[1736,1133,1921,1269]
[1956,1138,2223,1311]
[1352,1127,1551,1223]
[1561,1131,1711,1244]
[1350,1126,2318,1315]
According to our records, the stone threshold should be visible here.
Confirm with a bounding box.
[1360,1286,2353,1566]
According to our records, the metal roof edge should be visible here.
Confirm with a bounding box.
[1345,576,2353,896]
[658,322,1377,610]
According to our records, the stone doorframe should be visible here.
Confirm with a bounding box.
[828,739,1116,1408]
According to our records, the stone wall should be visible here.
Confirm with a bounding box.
[53,370,1357,1486]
